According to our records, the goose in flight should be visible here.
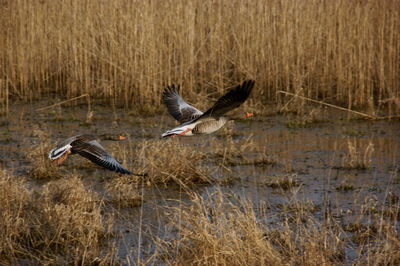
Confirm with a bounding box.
[161,79,255,138]
[48,134,145,176]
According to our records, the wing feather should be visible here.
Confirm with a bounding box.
[162,85,203,123]
[71,138,133,175]
[195,80,254,121]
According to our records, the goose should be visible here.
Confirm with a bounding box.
[48,134,145,176]
[161,79,255,138]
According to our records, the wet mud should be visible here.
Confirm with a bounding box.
[1,101,399,263]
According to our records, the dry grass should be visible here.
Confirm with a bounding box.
[1,167,399,264]
[26,126,64,179]
[1,0,399,116]
[155,189,400,265]
[277,199,319,224]
[286,107,326,129]
[137,139,211,186]
[265,174,301,190]
[341,139,374,169]
[336,180,355,191]
[106,175,143,208]
[0,170,113,264]
[27,145,63,179]
[211,133,276,167]
[156,190,284,265]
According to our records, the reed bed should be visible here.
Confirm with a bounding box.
[0,171,113,264]
[137,139,212,186]
[156,189,400,265]
[106,175,143,208]
[26,127,63,179]
[341,138,375,169]
[1,169,399,264]
[1,0,399,115]
[210,132,277,167]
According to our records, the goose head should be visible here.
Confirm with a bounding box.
[48,144,72,164]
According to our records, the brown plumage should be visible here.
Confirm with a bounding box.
[161,80,255,138]
[49,134,146,176]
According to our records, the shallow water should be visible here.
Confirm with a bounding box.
[1,101,399,263]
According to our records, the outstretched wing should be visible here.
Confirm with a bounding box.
[195,80,254,121]
[162,84,203,123]
[71,136,133,175]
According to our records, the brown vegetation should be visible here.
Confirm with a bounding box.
[265,174,300,190]
[120,139,212,187]
[156,190,284,265]
[106,175,143,208]
[211,133,277,167]
[1,0,399,116]
[0,171,113,264]
[27,126,64,179]
[156,189,400,265]
[1,166,399,264]
[341,139,374,169]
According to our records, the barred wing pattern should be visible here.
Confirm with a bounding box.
[70,136,133,175]
[162,85,203,123]
[195,80,254,121]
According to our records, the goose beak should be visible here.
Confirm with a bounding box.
[119,135,126,140]
[245,112,254,118]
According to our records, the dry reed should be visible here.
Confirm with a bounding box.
[26,126,64,179]
[1,168,399,264]
[265,174,300,190]
[106,175,143,208]
[155,188,400,265]
[0,171,113,264]
[157,190,284,265]
[141,139,211,186]
[210,133,276,167]
[1,0,399,116]
[341,139,374,169]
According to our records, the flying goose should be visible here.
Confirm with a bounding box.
[48,134,145,176]
[161,79,255,138]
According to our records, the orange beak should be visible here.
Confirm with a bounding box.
[245,112,254,118]
[119,135,126,140]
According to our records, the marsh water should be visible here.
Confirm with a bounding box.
[1,100,399,263]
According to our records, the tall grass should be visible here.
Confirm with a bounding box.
[1,0,399,115]
[0,171,113,264]
[156,189,400,265]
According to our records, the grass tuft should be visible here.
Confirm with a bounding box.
[26,128,63,179]
[157,190,283,265]
[341,139,374,169]
[211,135,277,167]
[139,140,211,187]
[336,181,355,191]
[106,175,143,208]
[265,174,300,190]
[0,171,112,264]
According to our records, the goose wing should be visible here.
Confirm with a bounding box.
[195,80,254,121]
[49,135,82,160]
[70,135,133,175]
[162,84,203,123]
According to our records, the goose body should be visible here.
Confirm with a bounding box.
[161,80,254,138]
[49,134,144,176]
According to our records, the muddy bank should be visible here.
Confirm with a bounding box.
[0,100,399,263]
